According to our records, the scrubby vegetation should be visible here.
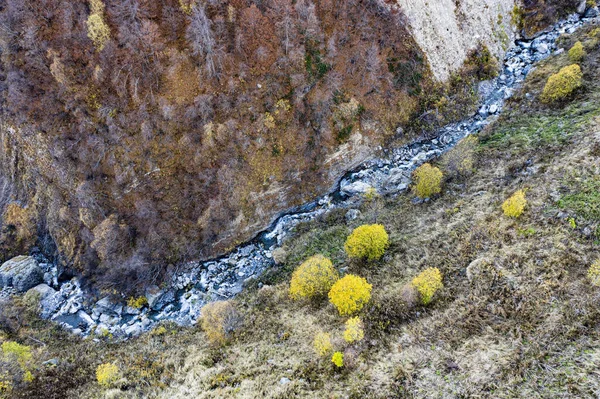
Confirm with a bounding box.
[541,64,583,103]
[342,317,364,343]
[413,163,443,199]
[328,274,372,316]
[289,255,338,300]
[344,224,389,261]
[313,332,333,357]
[200,300,242,346]
[411,267,443,305]
[502,189,527,218]
[441,135,478,179]
[569,41,586,62]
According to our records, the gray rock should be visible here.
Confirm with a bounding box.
[76,310,95,327]
[578,0,587,14]
[279,377,291,385]
[28,284,56,300]
[43,358,59,366]
[585,6,599,17]
[345,209,361,222]
[340,180,372,196]
[123,306,141,315]
[40,291,65,319]
[124,322,142,336]
[478,80,494,99]
[534,43,549,54]
[145,285,175,311]
[0,256,43,292]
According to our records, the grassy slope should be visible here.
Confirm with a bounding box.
[4,25,600,399]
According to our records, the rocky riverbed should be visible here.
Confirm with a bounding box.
[1,11,597,340]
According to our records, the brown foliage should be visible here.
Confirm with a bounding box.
[0,0,431,291]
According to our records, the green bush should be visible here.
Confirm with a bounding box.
[540,64,583,104]
[344,224,389,261]
[289,255,339,300]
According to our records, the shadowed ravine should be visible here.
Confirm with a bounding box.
[33,13,596,339]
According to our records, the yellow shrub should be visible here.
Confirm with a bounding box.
[588,259,600,286]
[540,64,583,103]
[289,255,339,300]
[1,341,32,368]
[313,332,333,357]
[89,0,105,14]
[0,380,11,392]
[96,362,119,387]
[331,351,344,367]
[411,267,443,305]
[502,190,527,218]
[179,0,195,14]
[568,41,586,63]
[344,224,389,261]
[127,296,148,309]
[201,300,242,346]
[413,163,443,198]
[343,317,364,343]
[328,274,372,316]
[86,13,110,51]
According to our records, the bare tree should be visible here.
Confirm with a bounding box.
[186,4,220,79]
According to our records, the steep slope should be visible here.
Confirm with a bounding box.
[0,0,581,294]
[2,18,600,398]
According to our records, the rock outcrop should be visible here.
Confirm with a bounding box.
[396,0,517,81]
[0,256,43,292]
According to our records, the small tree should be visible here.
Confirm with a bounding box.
[344,224,389,261]
[413,163,443,199]
[588,259,600,286]
[328,274,372,316]
[541,64,583,103]
[201,300,242,346]
[86,0,110,51]
[290,255,339,300]
[331,351,344,367]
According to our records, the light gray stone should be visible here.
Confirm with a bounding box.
[40,291,65,319]
[0,256,43,292]
[28,284,56,300]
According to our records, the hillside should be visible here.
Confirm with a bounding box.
[2,14,600,398]
[0,0,581,294]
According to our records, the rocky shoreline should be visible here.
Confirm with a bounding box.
[1,11,597,340]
